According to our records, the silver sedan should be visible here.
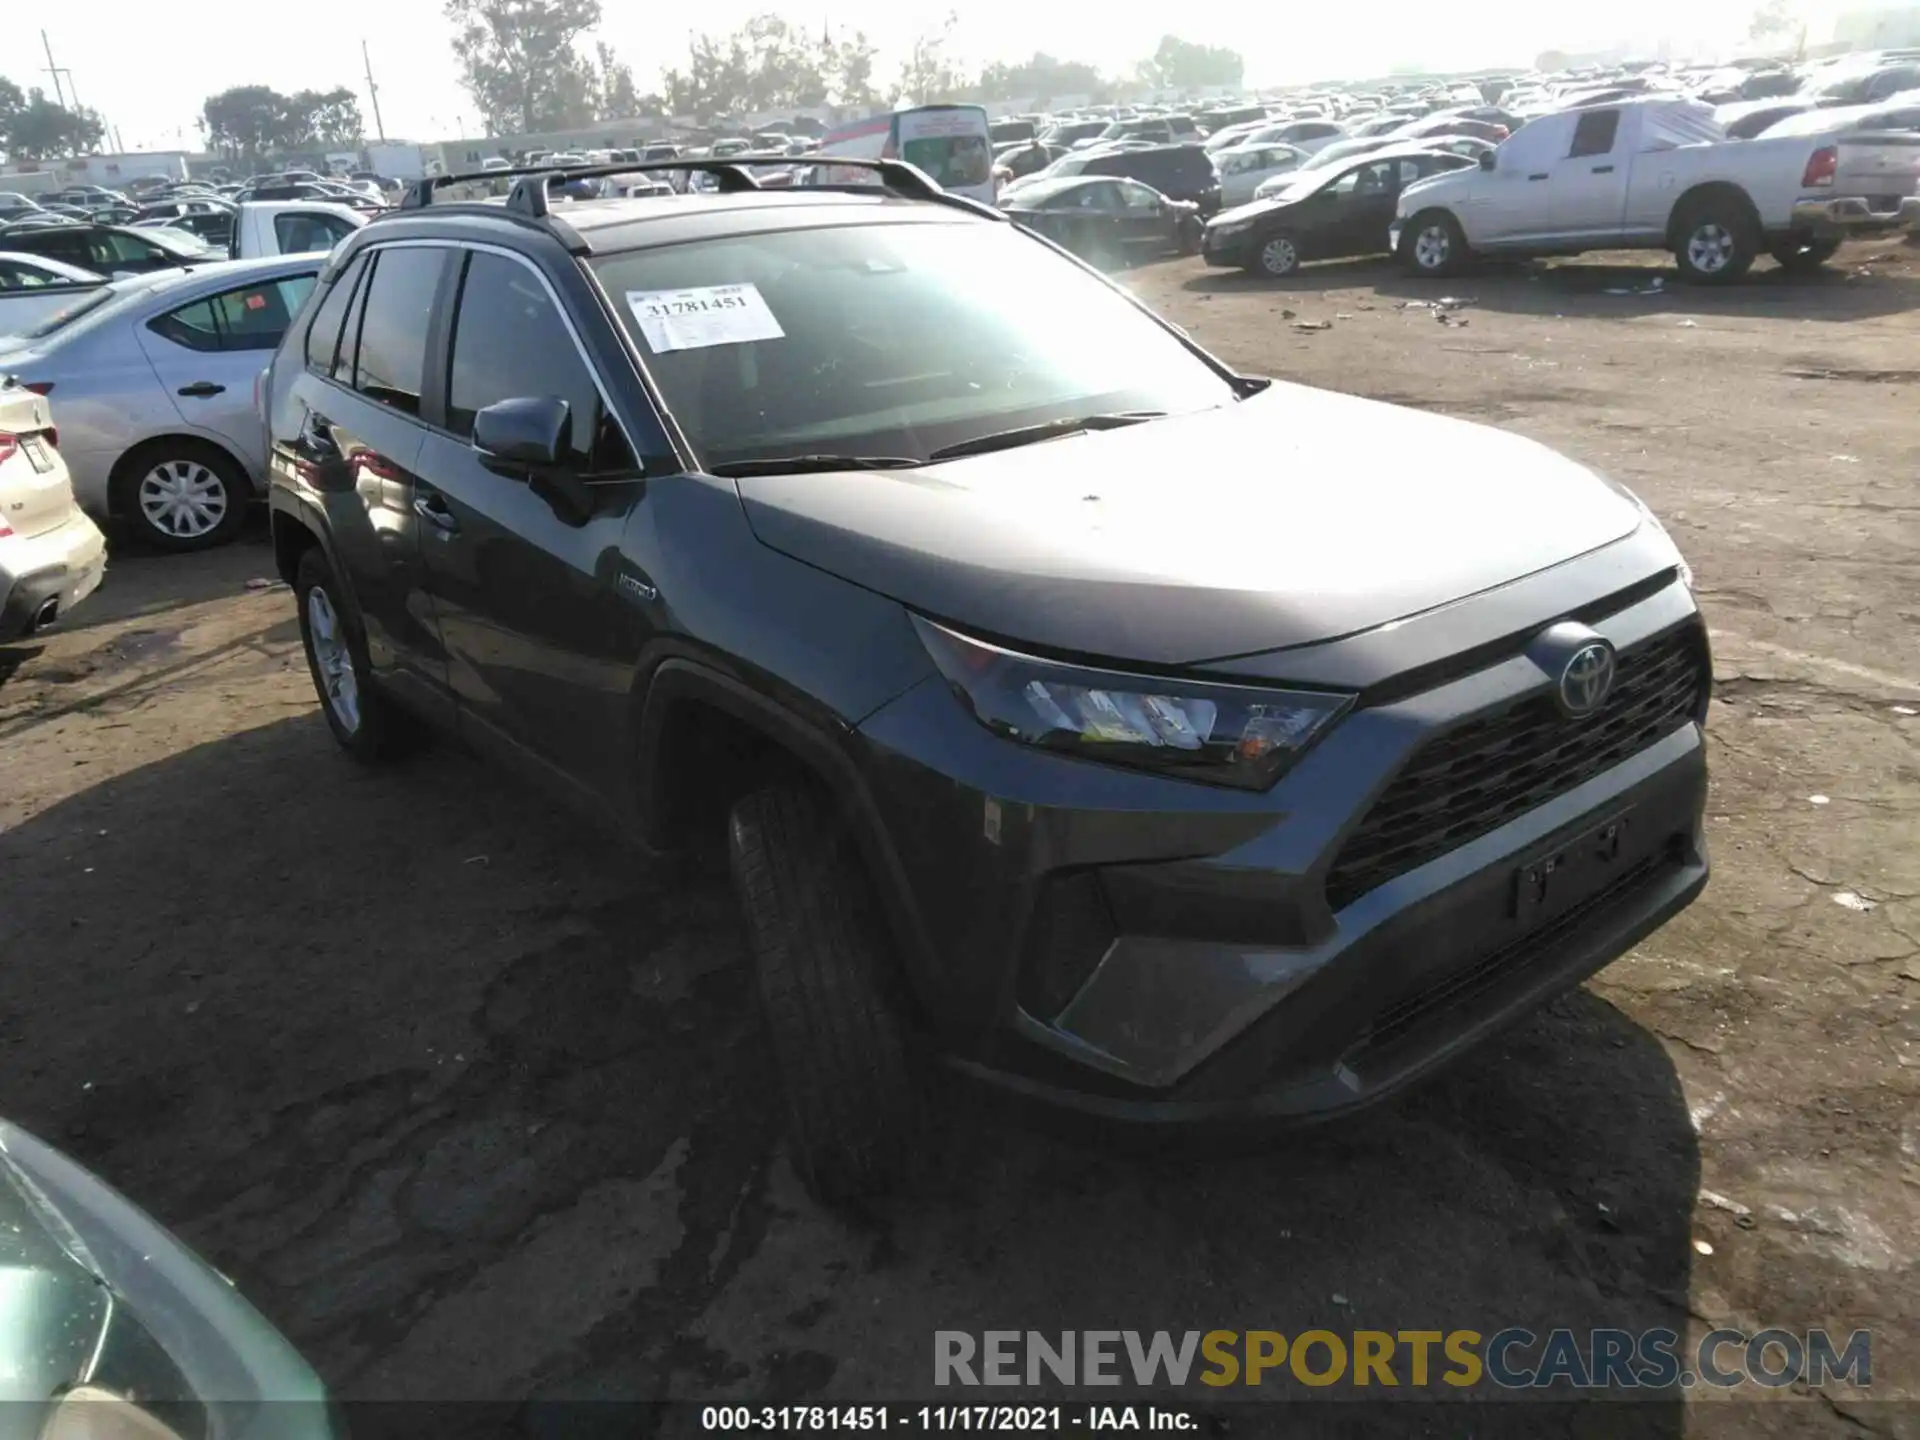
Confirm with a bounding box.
[0,253,323,551]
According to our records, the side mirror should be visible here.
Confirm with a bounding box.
[1478,150,1496,171]
[473,395,570,474]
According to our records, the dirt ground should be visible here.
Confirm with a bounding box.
[1,239,1916,1434]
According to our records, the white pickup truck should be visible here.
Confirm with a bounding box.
[227,201,367,260]
[1391,95,1920,283]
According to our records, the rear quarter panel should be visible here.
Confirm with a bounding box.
[30,327,175,511]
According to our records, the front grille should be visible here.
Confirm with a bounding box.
[1324,623,1707,911]
[1351,845,1674,1062]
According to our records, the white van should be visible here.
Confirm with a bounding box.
[814,104,995,202]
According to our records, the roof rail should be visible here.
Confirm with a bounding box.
[398,154,960,219]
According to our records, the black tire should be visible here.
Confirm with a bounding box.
[1399,210,1467,277]
[293,547,423,763]
[109,439,251,553]
[728,785,923,1204]
[1769,236,1841,273]
[1252,230,1301,278]
[1673,196,1758,284]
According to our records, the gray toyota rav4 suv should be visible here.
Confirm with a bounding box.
[263,160,1709,1201]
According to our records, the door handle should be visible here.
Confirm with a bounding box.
[1527,173,1549,181]
[1591,164,1615,174]
[412,493,459,532]
[177,381,226,398]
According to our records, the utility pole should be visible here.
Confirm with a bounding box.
[41,31,68,108]
[363,40,388,141]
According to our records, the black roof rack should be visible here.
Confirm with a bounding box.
[398,155,993,222]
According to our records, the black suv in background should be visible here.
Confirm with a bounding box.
[1079,143,1225,216]
[266,160,1709,1202]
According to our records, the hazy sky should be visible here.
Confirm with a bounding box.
[7,0,1848,151]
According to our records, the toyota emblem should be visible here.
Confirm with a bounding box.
[1558,642,1616,718]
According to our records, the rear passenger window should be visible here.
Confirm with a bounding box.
[445,250,635,474]
[304,254,367,373]
[149,298,223,352]
[351,247,446,416]
[211,275,316,350]
[149,274,319,353]
[1570,110,1621,158]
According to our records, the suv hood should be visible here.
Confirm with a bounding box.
[734,384,1641,666]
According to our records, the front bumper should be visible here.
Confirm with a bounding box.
[1789,193,1920,236]
[853,573,1709,1124]
[0,510,107,642]
[1201,227,1257,267]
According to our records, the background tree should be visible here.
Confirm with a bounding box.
[446,0,603,134]
[894,13,971,106]
[0,78,26,155]
[2,90,104,161]
[287,88,365,147]
[595,41,640,119]
[1748,0,1807,52]
[827,30,881,108]
[200,85,288,162]
[660,14,835,119]
[974,53,1105,103]
[1134,34,1244,92]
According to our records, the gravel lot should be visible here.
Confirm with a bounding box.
[1,239,1915,1432]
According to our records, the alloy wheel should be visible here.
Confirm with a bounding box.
[306,586,361,735]
[1261,236,1298,275]
[1687,223,1734,275]
[1415,225,1452,271]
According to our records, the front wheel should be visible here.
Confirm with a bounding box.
[1674,200,1758,284]
[728,785,925,1204]
[1400,211,1467,277]
[1769,236,1841,273]
[1253,231,1301,278]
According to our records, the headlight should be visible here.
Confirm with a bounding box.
[913,617,1352,791]
[1612,482,1694,590]
[1210,219,1253,238]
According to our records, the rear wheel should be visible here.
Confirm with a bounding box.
[110,440,249,553]
[1673,198,1758,284]
[294,548,424,763]
[1769,236,1841,273]
[728,785,924,1204]
[1400,211,1467,277]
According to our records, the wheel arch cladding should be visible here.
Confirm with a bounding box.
[271,507,321,587]
[635,657,944,1010]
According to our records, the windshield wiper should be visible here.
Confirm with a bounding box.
[926,411,1166,462]
[708,454,924,477]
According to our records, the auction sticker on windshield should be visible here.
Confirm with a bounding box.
[626,284,785,352]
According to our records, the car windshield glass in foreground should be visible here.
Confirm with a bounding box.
[589,219,1237,470]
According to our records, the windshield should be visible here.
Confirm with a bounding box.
[12,274,176,344]
[140,227,209,257]
[1262,163,1343,205]
[900,133,992,188]
[590,220,1236,470]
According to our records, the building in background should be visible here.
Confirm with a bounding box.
[1834,4,1920,46]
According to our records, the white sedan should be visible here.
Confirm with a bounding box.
[1215,144,1311,205]
[0,251,108,340]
